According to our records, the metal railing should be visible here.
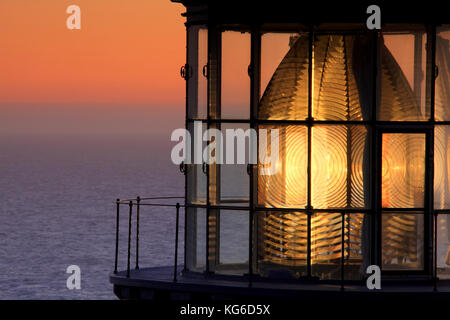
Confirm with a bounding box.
[113,196,185,282]
[112,198,354,289]
[113,196,446,290]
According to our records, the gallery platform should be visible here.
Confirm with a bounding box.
[110,266,450,301]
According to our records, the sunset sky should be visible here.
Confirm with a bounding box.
[0,1,437,136]
[0,0,186,136]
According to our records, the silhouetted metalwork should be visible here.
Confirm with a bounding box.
[127,201,133,278]
[174,203,180,282]
[136,196,140,270]
[114,198,120,274]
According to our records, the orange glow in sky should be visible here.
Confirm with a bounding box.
[0,0,186,105]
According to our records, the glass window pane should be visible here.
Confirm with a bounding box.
[186,121,207,204]
[197,28,208,119]
[345,213,368,280]
[382,133,425,208]
[206,122,250,207]
[436,25,450,121]
[259,32,309,120]
[216,210,249,275]
[221,31,250,119]
[187,26,208,119]
[258,125,307,208]
[260,33,301,95]
[187,164,206,205]
[312,125,370,209]
[311,213,342,280]
[379,28,429,121]
[311,213,367,280]
[185,207,206,272]
[382,213,424,270]
[313,35,369,121]
[257,211,307,279]
[437,214,450,279]
[205,209,220,273]
[435,126,450,209]
[220,123,250,206]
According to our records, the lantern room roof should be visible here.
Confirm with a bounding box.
[171,0,449,25]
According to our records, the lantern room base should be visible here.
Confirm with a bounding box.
[110,266,450,301]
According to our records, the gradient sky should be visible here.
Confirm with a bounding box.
[0,0,186,136]
[0,2,436,136]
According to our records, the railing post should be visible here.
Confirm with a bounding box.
[341,212,345,291]
[174,203,180,282]
[127,201,133,278]
[434,211,438,291]
[183,204,188,274]
[114,199,120,274]
[135,196,140,270]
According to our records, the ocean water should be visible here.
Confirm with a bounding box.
[3,133,448,299]
[0,134,183,299]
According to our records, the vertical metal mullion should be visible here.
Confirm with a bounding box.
[307,132,312,278]
[206,24,221,275]
[371,31,381,268]
[434,211,438,291]
[429,23,437,288]
[205,24,213,275]
[345,124,352,273]
[214,28,222,273]
[425,128,434,276]
[341,212,345,291]
[183,25,189,273]
[174,203,180,282]
[206,184,210,274]
[343,34,352,282]
[248,26,261,282]
[306,28,314,278]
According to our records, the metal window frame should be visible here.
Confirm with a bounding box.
[183,22,442,282]
[376,127,433,276]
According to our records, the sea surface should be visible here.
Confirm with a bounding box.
[0,134,184,299]
[2,133,449,299]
